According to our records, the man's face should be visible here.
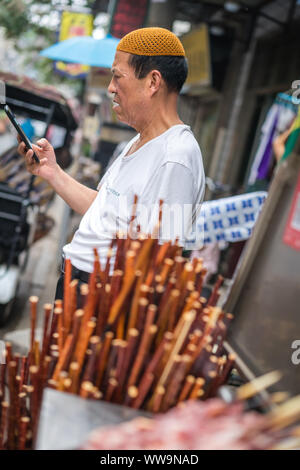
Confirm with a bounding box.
[108,51,149,129]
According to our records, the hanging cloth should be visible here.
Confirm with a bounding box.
[248,104,279,185]
[281,106,300,162]
[248,102,296,185]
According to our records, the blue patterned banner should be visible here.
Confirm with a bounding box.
[186,191,268,248]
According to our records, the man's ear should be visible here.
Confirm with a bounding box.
[149,69,162,94]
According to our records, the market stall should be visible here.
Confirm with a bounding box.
[0,155,300,449]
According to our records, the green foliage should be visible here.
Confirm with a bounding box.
[0,0,29,38]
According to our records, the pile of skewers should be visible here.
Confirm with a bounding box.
[1,200,300,450]
[0,204,236,449]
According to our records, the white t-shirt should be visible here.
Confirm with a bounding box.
[63,124,205,272]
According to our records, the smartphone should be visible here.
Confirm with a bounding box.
[4,104,40,164]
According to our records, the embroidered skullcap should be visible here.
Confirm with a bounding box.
[116,27,185,57]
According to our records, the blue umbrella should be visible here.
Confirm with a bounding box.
[40,35,120,68]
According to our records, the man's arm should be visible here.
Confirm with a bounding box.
[18,138,97,215]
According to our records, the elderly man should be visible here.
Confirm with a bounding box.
[18,27,205,297]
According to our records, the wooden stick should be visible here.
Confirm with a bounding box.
[63,258,72,334]
[158,310,196,388]
[105,378,118,402]
[48,307,62,349]
[69,362,80,394]
[102,339,120,388]
[156,287,179,344]
[41,303,52,364]
[155,241,172,268]
[118,329,139,393]
[138,332,173,384]
[79,381,94,399]
[95,283,111,337]
[0,363,6,397]
[73,319,96,371]
[7,361,17,450]
[52,334,74,381]
[29,296,38,353]
[207,275,224,307]
[124,385,138,407]
[151,386,165,413]
[82,336,101,384]
[127,324,157,388]
[131,373,154,409]
[0,402,8,450]
[159,258,174,285]
[33,340,40,368]
[5,342,12,365]
[95,331,114,389]
[126,270,143,337]
[189,377,205,400]
[268,395,300,430]
[162,354,191,410]
[135,297,149,333]
[237,370,282,401]
[113,340,127,400]
[18,416,30,450]
[178,375,196,402]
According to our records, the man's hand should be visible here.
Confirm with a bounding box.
[17,137,59,182]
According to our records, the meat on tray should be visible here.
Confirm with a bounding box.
[81,399,277,450]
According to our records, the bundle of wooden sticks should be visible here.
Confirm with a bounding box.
[0,203,235,449]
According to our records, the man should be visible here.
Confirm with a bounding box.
[18,27,205,297]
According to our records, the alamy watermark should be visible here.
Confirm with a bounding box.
[291,340,300,365]
[291,80,300,105]
[100,196,204,248]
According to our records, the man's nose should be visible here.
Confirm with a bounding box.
[107,79,115,94]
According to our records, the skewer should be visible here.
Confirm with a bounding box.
[236,371,282,401]
[118,329,139,392]
[206,275,224,307]
[178,375,196,402]
[41,303,52,364]
[127,324,157,388]
[69,362,80,394]
[132,373,155,409]
[105,378,118,402]
[18,416,30,450]
[268,395,300,430]
[80,381,95,399]
[125,271,143,336]
[82,336,101,384]
[162,355,191,410]
[189,377,205,400]
[52,334,74,381]
[29,296,38,357]
[158,310,196,388]
[95,331,114,389]
[124,386,139,407]
[151,386,165,413]
[0,402,9,450]
[63,258,72,333]
[73,319,96,371]
[7,361,17,450]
